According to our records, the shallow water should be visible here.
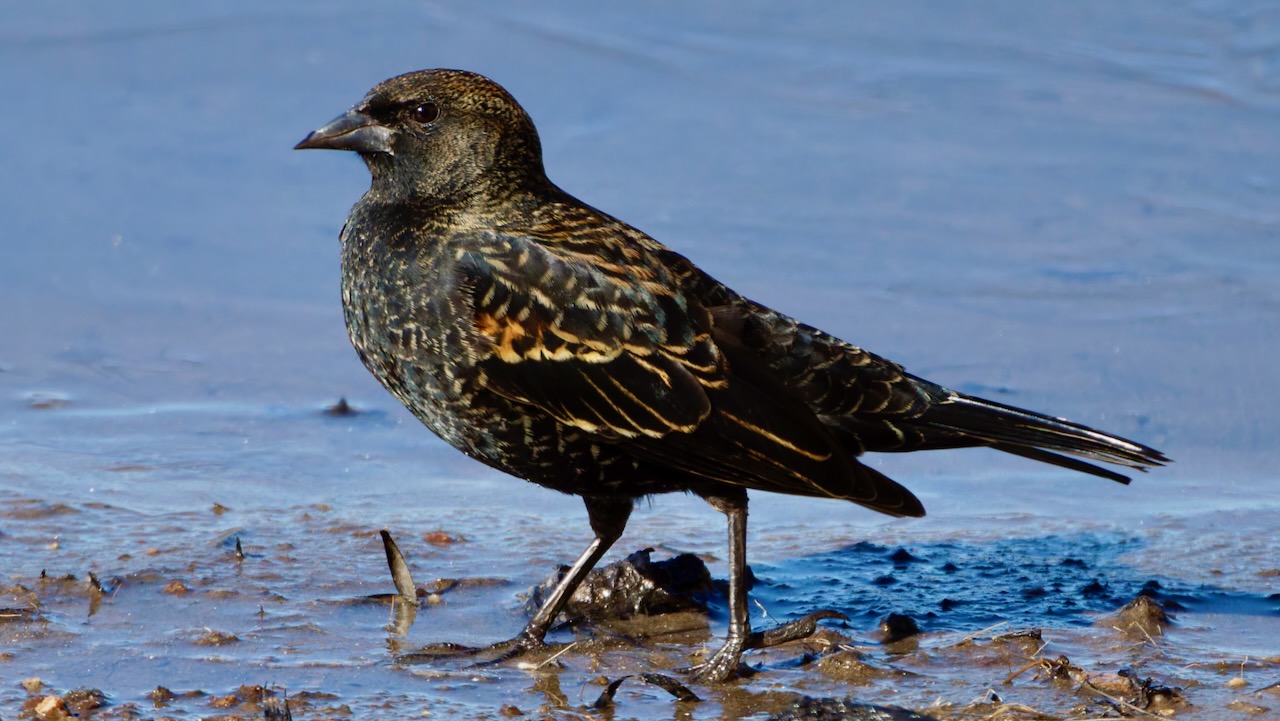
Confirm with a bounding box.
[2,2,1279,719]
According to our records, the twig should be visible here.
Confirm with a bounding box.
[1004,659,1045,684]
[952,621,1009,646]
[527,642,578,671]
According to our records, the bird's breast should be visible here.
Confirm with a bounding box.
[338,225,491,448]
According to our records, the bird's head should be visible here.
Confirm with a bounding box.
[296,69,547,205]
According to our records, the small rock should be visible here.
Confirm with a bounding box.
[423,530,465,545]
[1227,700,1270,715]
[1106,594,1170,638]
[30,695,69,720]
[878,613,920,643]
[888,548,923,564]
[236,684,268,703]
[210,693,238,708]
[63,688,106,714]
[149,686,176,705]
[816,650,897,684]
[194,630,239,646]
[324,398,358,416]
[22,677,42,693]
[767,696,939,720]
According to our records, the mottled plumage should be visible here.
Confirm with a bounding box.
[297,69,1167,682]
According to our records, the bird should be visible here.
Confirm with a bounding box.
[295,68,1168,682]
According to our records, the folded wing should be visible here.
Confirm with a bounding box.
[456,232,924,516]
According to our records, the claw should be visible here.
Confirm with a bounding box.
[682,634,751,683]
[682,609,846,682]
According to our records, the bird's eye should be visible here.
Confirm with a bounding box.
[412,101,440,125]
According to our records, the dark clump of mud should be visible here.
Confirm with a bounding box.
[18,687,107,720]
[815,647,910,685]
[768,696,940,721]
[22,683,317,720]
[525,547,714,622]
[1104,592,1172,638]
[877,612,922,644]
[322,397,358,416]
[591,672,701,707]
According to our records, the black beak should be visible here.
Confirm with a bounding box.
[295,110,394,154]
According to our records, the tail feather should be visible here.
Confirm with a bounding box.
[923,393,1169,482]
[989,443,1132,484]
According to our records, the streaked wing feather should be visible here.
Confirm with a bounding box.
[461,234,715,440]
[459,231,924,516]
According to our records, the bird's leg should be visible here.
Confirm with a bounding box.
[398,496,631,667]
[463,495,631,666]
[517,495,632,645]
[686,491,752,683]
[684,491,845,682]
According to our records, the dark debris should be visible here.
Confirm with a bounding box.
[526,548,712,623]
[591,673,700,708]
[323,397,359,416]
[766,696,939,721]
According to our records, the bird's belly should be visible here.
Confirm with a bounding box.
[343,308,671,498]
[391,367,674,498]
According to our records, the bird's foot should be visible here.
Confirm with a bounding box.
[395,631,551,667]
[682,609,847,683]
[683,633,751,683]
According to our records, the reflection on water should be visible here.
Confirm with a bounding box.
[2,1,1278,718]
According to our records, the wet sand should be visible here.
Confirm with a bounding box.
[3,2,1279,719]
[2,481,1277,719]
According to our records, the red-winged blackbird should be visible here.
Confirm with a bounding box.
[296,69,1167,682]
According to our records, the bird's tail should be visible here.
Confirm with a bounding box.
[920,392,1169,484]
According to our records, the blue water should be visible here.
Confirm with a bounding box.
[2,3,1278,719]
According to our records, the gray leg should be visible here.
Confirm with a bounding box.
[689,490,847,682]
[513,495,632,648]
[689,491,751,682]
[398,495,632,666]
